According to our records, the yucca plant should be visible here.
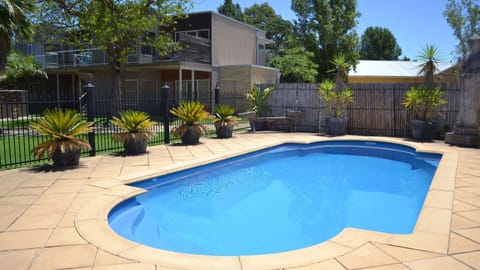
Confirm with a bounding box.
[29,108,93,167]
[318,78,354,136]
[170,101,209,144]
[402,86,447,121]
[417,44,441,88]
[329,53,352,89]
[212,104,240,138]
[318,79,353,118]
[402,44,447,141]
[245,85,275,116]
[110,110,155,155]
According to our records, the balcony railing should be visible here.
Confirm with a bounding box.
[34,36,211,69]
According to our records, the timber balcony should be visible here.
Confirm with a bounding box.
[33,34,211,69]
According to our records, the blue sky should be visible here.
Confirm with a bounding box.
[191,0,458,62]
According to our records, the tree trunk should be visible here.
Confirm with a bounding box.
[106,44,125,118]
[0,32,10,70]
[110,64,125,116]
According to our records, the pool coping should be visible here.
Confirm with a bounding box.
[75,136,456,270]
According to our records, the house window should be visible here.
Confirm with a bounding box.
[198,30,209,39]
[174,29,210,42]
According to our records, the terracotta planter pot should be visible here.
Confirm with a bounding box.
[124,135,149,155]
[52,147,81,167]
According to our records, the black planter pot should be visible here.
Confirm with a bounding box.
[410,120,438,141]
[181,126,201,145]
[325,117,348,136]
[124,135,149,155]
[52,147,81,167]
[215,124,234,138]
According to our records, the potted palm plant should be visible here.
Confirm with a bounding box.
[170,101,209,145]
[244,85,275,117]
[211,104,240,138]
[30,108,93,167]
[110,110,155,155]
[318,79,354,135]
[402,44,447,141]
[317,54,355,135]
[239,85,275,131]
[403,86,446,140]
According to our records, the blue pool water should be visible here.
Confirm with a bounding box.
[108,141,441,256]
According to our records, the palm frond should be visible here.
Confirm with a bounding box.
[212,104,240,126]
[170,101,210,124]
[111,110,155,133]
[29,108,92,160]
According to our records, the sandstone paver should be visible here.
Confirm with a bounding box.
[404,255,472,270]
[0,134,478,269]
[336,243,399,269]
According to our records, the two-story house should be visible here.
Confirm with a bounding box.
[20,11,279,116]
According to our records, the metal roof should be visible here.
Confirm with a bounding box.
[349,60,456,78]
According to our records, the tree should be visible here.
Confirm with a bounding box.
[444,0,480,57]
[35,0,189,114]
[329,54,352,89]
[417,44,442,88]
[217,0,244,22]
[292,0,360,80]
[269,46,318,83]
[243,3,293,56]
[0,50,47,90]
[0,0,35,70]
[360,26,402,60]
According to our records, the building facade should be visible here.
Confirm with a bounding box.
[20,11,279,116]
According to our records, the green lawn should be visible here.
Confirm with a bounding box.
[0,133,162,169]
[0,118,250,170]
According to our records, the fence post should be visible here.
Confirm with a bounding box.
[214,84,220,107]
[84,82,96,156]
[161,83,170,144]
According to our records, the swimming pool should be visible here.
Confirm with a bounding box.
[108,141,441,256]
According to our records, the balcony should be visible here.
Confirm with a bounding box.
[34,36,211,69]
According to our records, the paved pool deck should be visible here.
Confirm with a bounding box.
[0,132,479,270]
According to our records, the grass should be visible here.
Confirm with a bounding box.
[0,116,41,129]
[0,117,251,170]
[0,133,163,169]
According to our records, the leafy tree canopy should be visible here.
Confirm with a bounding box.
[360,26,402,60]
[444,0,480,57]
[0,50,47,89]
[217,0,244,22]
[243,3,293,55]
[292,0,360,81]
[35,0,190,65]
[269,45,318,83]
[34,0,190,112]
[0,0,35,70]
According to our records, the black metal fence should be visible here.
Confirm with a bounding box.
[0,83,230,170]
[0,82,463,170]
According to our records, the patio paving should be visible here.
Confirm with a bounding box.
[0,132,479,270]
